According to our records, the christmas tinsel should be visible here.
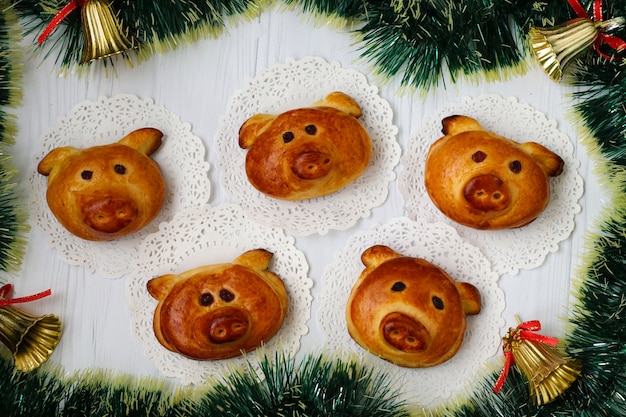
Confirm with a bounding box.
[1,0,626,416]
[0,0,28,278]
[0,350,410,416]
[14,0,266,72]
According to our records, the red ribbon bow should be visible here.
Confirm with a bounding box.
[37,0,88,45]
[568,0,626,60]
[0,284,52,308]
[493,320,559,394]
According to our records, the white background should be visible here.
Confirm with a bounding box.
[9,7,604,390]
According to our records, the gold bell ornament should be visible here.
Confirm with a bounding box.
[529,0,626,82]
[493,320,582,406]
[0,284,62,372]
[37,0,136,63]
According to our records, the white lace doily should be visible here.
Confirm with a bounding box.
[317,216,505,407]
[398,95,583,275]
[28,94,211,278]
[216,56,400,236]
[126,203,312,384]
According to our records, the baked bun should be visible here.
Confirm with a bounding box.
[239,91,372,200]
[424,115,564,230]
[147,249,288,360]
[37,128,165,241]
[346,245,481,368]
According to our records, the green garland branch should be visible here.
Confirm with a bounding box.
[15,0,626,90]
[0,0,29,278]
[0,350,410,416]
[355,0,533,91]
[280,0,364,25]
[2,0,626,416]
[572,58,626,164]
[562,168,626,416]
[12,0,626,91]
[12,0,267,73]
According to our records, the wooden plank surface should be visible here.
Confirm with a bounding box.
[9,8,603,384]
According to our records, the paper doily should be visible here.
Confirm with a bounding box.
[216,56,400,236]
[317,216,505,407]
[28,94,211,278]
[398,94,583,275]
[126,203,312,384]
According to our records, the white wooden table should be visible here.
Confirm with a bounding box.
[9,8,603,387]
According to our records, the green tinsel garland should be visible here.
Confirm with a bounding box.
[1,0,626,416]
[0,350,410,416]
[0,0,28,278]
[15,0,624,88]
[13,0,266,73]
[356,0,532,91]
[572,59,626,163]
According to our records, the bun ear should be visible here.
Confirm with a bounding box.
[234,248,273,271]
[455,281,481,315]
[360,245,402,268]
[147,274,180,301]
[441,115,484,136]
[118,128,163,156]
[37,147,77,177]
[238,114,275,149]
[313,91,362,118]
[520,142,565,177]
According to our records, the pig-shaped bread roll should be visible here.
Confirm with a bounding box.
[147,249,288,360]
[346,245,481,368]
[239,91,372,201]
[424,115,564,230]
[37,128,165,241]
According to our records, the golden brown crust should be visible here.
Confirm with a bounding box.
[37,128,165,241]
[147,249,288,360]
[238,92,372,201]
[424,115,564,230]
[346,245,481,368]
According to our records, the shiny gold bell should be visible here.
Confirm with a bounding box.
[0,305,62,372]
[80,0,136,63]
[494,320,582,406]
[529,18,598,82]
[530,17,626,82]
[510,334,582,405]
[0,285,62,372]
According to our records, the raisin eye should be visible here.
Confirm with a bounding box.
[199,293,214,306]
[220,289,235,302]
[509,160,522,173]
[432,296,444,310]
[114,164,126,174]
[305,124,317,135]
[283,131,295,143]
[472,151,487,163]
[81,170,93,180]
[391,282,406,292]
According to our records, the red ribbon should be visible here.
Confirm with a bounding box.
[568,0,626,60]
[37,0,88,45]
[0,284,52,308]
[493,320,559,394]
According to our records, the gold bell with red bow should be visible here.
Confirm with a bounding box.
[38,0,136,64]
[493,320,582,405]
[0,284,62,372]
[80,0,135,63]
[529,0,626,82]
[529,18,599,82]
